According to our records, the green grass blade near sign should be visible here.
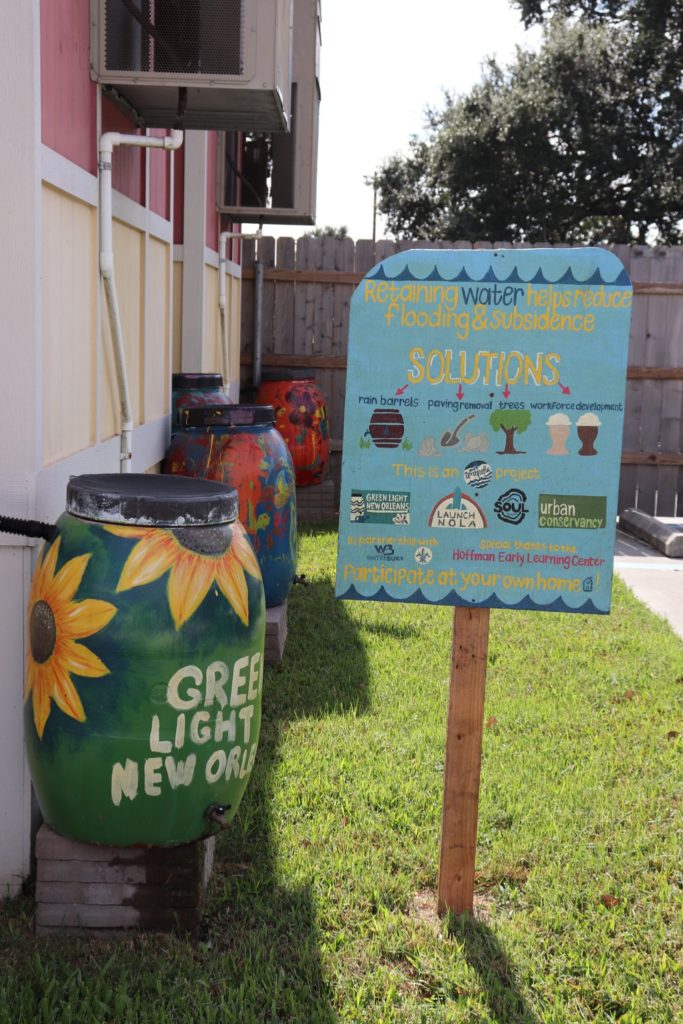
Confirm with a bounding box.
[335,248,632,615]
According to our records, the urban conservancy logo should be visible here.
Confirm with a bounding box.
[538,494,607,529]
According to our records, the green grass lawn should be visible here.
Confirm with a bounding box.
[1,523,681,1023]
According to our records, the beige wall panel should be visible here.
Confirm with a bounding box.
[203,264,221,374]
[41,186,97,465]
[171,261,241,386]
[146,238,171,421]
[100,221,145,438]
[172,261,183,373]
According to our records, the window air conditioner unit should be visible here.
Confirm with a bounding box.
[90,0,293,132]
[217,0,319,224]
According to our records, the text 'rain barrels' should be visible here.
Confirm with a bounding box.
[163,405,297,608]
[255,373,329,487]
[24,474,265,847]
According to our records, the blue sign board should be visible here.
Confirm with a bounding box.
[335,247,632,614]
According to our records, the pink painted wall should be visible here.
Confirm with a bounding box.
[40,0,171,215]
[41,0,97,174]
[101,98,145,206]
[174,133,224,253]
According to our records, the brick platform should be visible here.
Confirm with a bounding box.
[34,825,214,937]
[265,601,287,664]
[295,479,337,524]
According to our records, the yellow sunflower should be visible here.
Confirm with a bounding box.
[26,538,117,740]
[106,523,261,629]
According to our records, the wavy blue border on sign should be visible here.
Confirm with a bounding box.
[365,262,630,287]
[337,584,606,615]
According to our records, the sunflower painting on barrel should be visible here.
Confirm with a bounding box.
[25,538,117,739]
[105,522,261,629]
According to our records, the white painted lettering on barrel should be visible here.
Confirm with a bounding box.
[111,759,139,805]
[230,656,249,707]
[167,665,203,710]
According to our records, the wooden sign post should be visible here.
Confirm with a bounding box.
[438,607,490,914]
[335,247,632,917]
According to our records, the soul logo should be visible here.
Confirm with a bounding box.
[494,488,528,525]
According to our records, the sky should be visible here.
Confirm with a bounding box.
[284,0,542,241]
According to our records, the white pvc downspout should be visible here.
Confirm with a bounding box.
[99,129,184,472]
[218,228,262,393]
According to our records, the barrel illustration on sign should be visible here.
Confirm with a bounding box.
[335,248,632,614]
[366,409,405,449]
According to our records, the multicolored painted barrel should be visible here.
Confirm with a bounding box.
[255,374,329,487]
[163,405,297,608]
[24,474,265,847]
[172,372,231,427]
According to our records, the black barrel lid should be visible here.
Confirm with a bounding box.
[66,474,238,526]
[181,404,276,429]
[259,370,316,382]
[172,372,224,390]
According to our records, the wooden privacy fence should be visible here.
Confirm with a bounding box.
[240,238,683,518]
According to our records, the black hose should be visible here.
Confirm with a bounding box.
[0,516,56,541]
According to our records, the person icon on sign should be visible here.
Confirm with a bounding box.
[545,413,571,456]
[576,413,602,456]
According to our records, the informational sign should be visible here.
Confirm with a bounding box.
[335,248,632,614]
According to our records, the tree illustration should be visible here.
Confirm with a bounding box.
[489,409,532,455]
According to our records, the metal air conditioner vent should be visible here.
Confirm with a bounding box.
[218,0,319,223]
[91,0,293,131]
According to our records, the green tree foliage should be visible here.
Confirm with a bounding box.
[303,225,349,239]
[512,0,678,36]
[374,12,682,244]
[490,409,532,454]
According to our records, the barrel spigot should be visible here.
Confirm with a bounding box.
[205,803,231,827]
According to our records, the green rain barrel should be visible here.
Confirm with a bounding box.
[24,474,265,847]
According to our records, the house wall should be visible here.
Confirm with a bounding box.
[39,0,177,486]
[38,150,175,486]
[0,0,40,898]
[0,0,242,895]
[173,250,242,386]
[178,129,243,391]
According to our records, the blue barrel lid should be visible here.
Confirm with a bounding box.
[66,474,238,526]
[180,404,276,429]
[172,372,224,390]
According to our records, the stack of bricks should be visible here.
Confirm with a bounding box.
[265,601,287,664]
[34,825,215,937]
[295,479,337,524]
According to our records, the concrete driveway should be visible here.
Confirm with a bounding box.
[614,530,683,639]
